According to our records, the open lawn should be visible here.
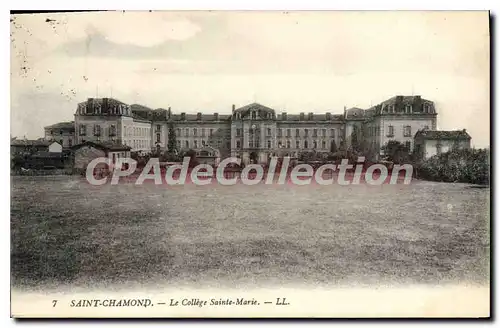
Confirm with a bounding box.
[11,176,490,290]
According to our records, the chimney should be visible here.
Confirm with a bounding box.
[413,95,422,112]
[326,112,331,120]
[181,112,186,120]
[308,112,313,120]
[214,113,219,121]
[197,112,202,120]
[167,107,171,119]
[282,112,287,121]
[299,112,305,120]
[232,104,236,112]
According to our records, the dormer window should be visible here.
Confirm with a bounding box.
[423,103,431,113]
[405,105,412,113]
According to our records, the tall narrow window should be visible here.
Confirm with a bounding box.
[267,140,271,149]
[387,125,395,137]
[403,125,412,137]
[304,140,308,149]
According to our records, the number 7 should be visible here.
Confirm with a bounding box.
[52,300,57,307]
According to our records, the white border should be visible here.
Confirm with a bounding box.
[2,2,496,327]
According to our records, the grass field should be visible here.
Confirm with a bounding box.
[10,176,490,290]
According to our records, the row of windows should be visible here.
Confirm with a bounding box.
[124,139,151,149]
[78,124,151,138]
[177,140,229,149]
[177,128,216,137]
[235,139,334,150]
[235,128,340,138]
[386,125,429,138]
[383,103,432,113]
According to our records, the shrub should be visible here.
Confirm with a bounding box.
[417,148,490,185]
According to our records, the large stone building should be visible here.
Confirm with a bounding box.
[43,95,440,164]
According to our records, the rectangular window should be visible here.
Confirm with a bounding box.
[193,128,197,137]
[236,128,241,137]
[295,129,300,137]
[185,129,189,137]
[286,129,291,137]
[156,133,161,143]
[194,140,198,148]
[296,140,300,148]
[79,124,86,136]
[322,129,326,137]
[109,125,116,137]
[267,128,272,136]
[403,125,412,137]
[305,129,309,137]
[313,129,317,137]
[156,124,161,132]
[387,125,394,137]
[210,129,214,136]
[277,129,282,137]
[94,125,101,136]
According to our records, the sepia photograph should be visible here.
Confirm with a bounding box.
[9,10,490,318]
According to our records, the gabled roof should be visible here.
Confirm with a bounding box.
[70,141,132,152]
[234,102,276,114]
[31,151,64,158]
[11,139,50,147]
[414,129,471,140]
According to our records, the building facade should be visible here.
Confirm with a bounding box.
[44,122,76,148]
[413,129,472,160]
[43,95,441,164]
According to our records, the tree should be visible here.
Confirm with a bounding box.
[381,140,411,164]
[330,140,338,153]
[185,149,199,168]
[350,126,361,153]
[167,122,177,154]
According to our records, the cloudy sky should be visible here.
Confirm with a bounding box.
[10,11,490,147]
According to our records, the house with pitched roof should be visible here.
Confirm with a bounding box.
[413,129,472,160]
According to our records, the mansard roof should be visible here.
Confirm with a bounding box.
[372,95,436,115]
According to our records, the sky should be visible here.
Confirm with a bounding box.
[10,11,490,147]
